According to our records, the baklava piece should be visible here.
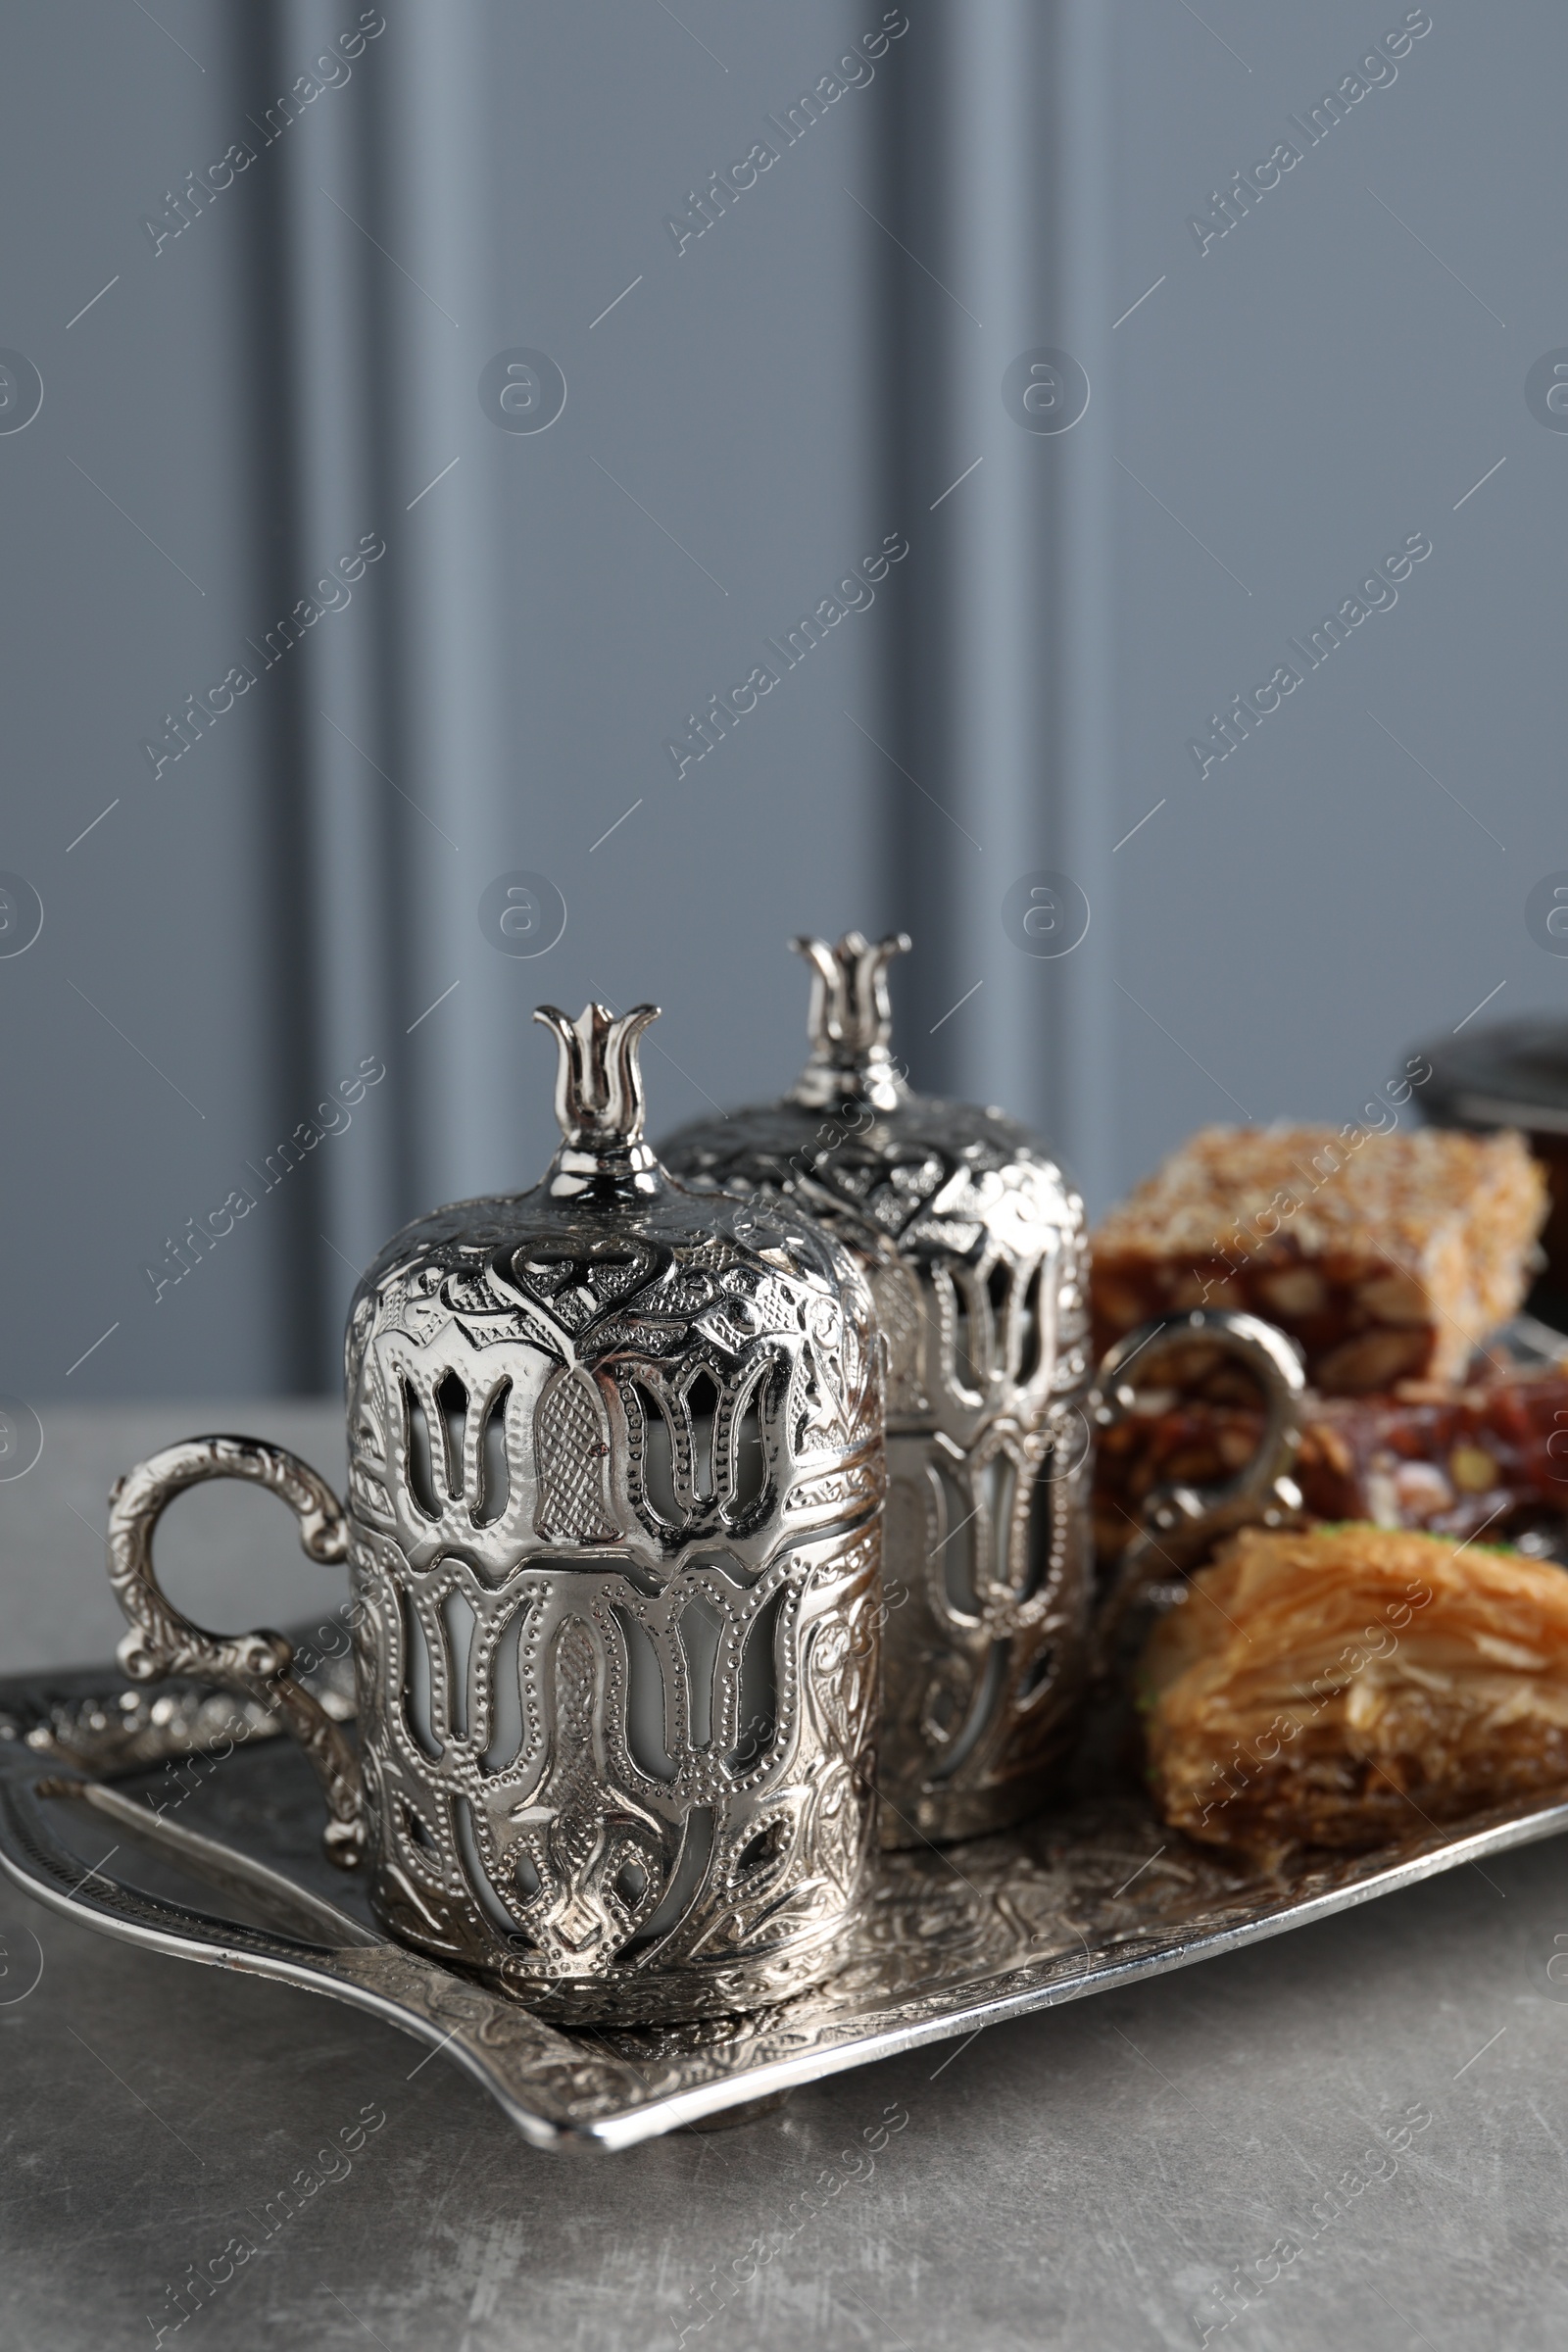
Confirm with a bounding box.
[1142,1523,1568,1859]
[1092,1124,1546,1394]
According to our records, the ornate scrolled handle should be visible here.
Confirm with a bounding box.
[1089,1309,1306,1667]
[106,1435,367,1869]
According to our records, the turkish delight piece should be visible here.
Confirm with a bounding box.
[1094,1358,1568,1564]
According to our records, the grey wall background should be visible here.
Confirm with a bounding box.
[1107,0,1565,1163]
[1,0,1563,1409]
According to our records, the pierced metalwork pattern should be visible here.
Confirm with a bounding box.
[344,1204,884,2020]
[660,934,1092,1845]
[320,1004,884,2020]
[96,1004,886,2026]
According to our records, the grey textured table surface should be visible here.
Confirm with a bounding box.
[3,1403,1567,2352]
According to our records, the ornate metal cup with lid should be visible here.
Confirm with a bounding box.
[104,1003,885,2024]
[659,934,1093,1846]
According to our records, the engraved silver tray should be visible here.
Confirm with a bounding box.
[4,1639,1566,2151]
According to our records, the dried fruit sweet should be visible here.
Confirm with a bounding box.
[1141,1523,1568,1860]
[1095,1360,1568,1562]
[1091,1124,1546,1393]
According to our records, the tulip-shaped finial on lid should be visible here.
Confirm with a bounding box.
[535,1002,662,1195]
[789,931,911,1111]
